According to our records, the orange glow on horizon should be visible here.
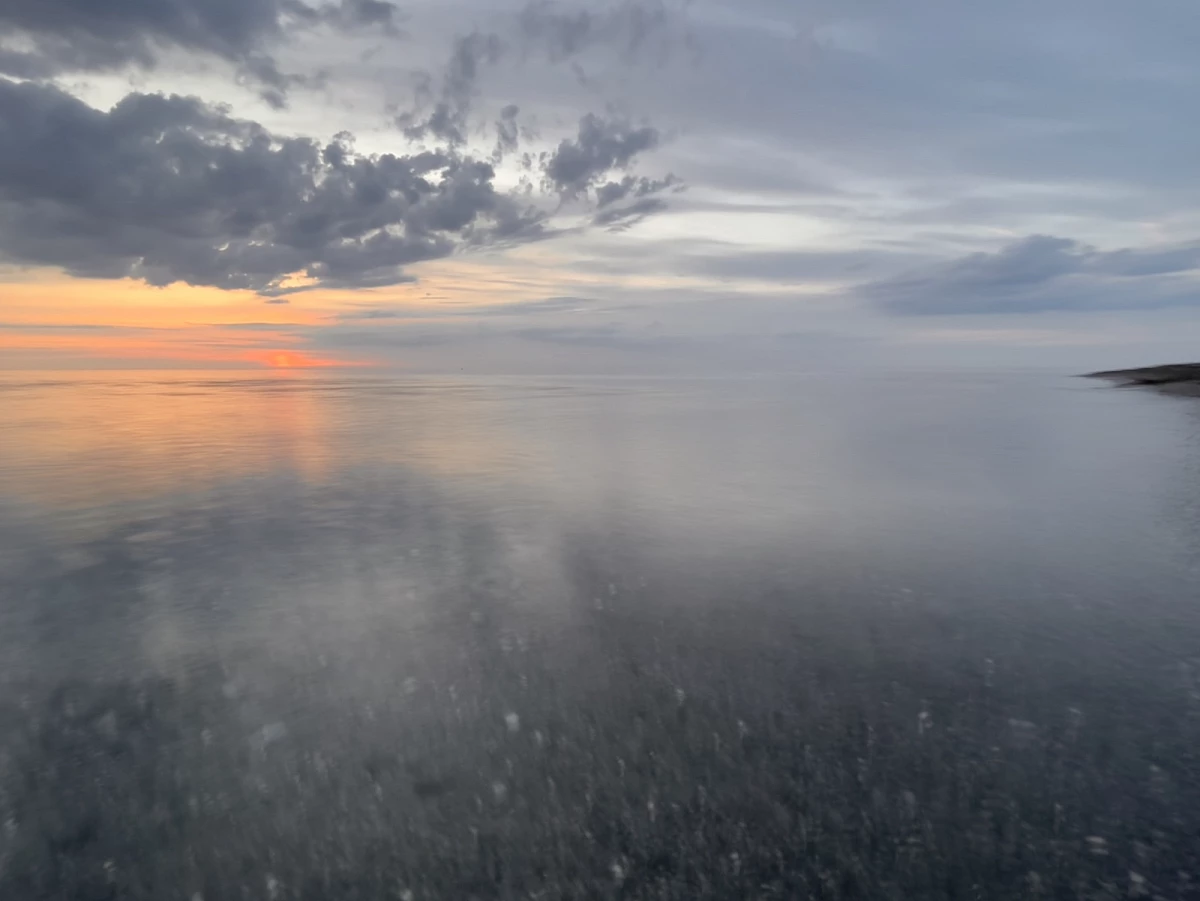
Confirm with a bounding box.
[1,247,692,369]
[0,271,377,368]
[257,350,370,370]
[0,329,374,370]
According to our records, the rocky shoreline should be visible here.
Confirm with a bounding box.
[1087,363,1200,396]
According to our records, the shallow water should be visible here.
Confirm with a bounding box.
[2,370,1200,899]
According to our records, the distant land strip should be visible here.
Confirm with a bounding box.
[1087,363,1200,396]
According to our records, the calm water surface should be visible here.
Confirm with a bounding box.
[2,371,1200,899]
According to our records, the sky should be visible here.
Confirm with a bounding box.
[2,0,1199,372]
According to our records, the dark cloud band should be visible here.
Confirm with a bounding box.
[0,81,541,294]
[864,235,1200,315]
[0,78,676,294]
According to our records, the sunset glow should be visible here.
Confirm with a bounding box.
[4,0,1200,374]
[259,350,363,369]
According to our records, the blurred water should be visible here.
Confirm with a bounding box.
[2,370,1200,899]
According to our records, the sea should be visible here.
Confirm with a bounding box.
[2,370,1199,899]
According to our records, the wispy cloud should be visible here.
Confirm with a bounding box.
[331,295,604,321]
[863,235,1200,315]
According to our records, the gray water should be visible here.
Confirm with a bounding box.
[2,371,1200,900]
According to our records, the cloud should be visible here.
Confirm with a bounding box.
[864,235,1200,315]
[0,0,399,104]
[14,0,1198,367]
[333,295,601,320]
[595,173,680,208]
[492,104,523,162]
[681,248,925,284]
[0,80,545,295]
[592,196,670,232]
[400,0,688,154]
[515,0,682,65]
[322,0,403,31]
[399,31,506,145]
[545,114,663,198]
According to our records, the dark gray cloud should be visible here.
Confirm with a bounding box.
[595,173,679,208]
[374,2,687,239]
[0,80,544,294]
[515,0,680,64]
[864,235,1200,315]
[591,174,680,231]
[399,0,687,153]
[592,196,669,232]
[492,104,523,162]
[0,0,399,104]
[0,2,686,297]
[545,114,663,198]
[399,31,506,145]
